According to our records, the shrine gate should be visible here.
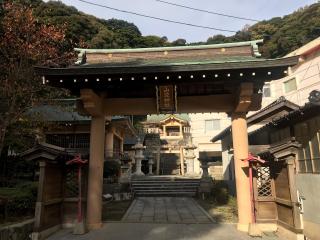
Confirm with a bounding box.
[35,40,298,235]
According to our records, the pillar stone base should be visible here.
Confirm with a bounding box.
[73,220,87,235]
[87,222,103,230]
[237,222,249,232]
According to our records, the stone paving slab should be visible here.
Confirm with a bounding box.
[122,197,214,224]
[48,223,279,240]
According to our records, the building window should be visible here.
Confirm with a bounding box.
[166,126,180,136]
[263,83,271,97]
[283,78,297,93]
[205,119,220,132]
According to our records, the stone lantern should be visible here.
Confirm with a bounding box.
[147,156,154,175]
[132,138,146,176]
[198,158,211,179]
[184,143,197,175]
[119,153,133,183]
[198,156,213,199]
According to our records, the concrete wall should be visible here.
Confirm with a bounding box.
[296,174,320,240]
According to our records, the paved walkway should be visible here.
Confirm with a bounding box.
[48,223,278,240]
[47,197,279,240]
[122,197,213,223]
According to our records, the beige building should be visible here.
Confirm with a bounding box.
[261,37,320,108]
[189,113,230,177]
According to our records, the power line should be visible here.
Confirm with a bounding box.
[75,0,237,33]
[155,0,260,22]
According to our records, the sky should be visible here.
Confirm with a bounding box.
[55,0,318,43]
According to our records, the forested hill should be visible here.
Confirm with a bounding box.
[22,0,185,49]
[204,2,320,58]
[22,0,320,57]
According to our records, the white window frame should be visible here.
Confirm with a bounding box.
[283,77,297,94]
[263,83,272,98]
[205,119,221,133]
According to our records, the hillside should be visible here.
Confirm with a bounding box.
[243,2,320,58]
[19,0,320,57]
[202,3,320,58]
[18,0,180,49]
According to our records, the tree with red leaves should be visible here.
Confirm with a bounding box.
[0,2,75,156]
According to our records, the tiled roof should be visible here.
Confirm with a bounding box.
[30,99,127,122]
[249,102,320,137]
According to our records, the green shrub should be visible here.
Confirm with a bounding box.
[211,181,229,205]
[103,161,121,178]
[215,188,229,205]
[16,182,38,197]
[0,182,37,217]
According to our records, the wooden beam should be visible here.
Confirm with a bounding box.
[80,89,104,117]
[234,82,254,113]
[104,97,157,115]
[103,94,236,115]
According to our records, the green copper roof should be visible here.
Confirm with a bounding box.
[146,114,190,123]
[36,56,299,77]
[75,39,263,54]
[78,56,263,68]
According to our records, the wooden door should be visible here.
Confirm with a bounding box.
[273,160,302,232]
[254,162,277,223]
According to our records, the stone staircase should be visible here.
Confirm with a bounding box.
[131,176,200,197]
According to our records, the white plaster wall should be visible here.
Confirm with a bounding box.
[189,113,231,173]
[295,174,320,239]
[262,50,320,108]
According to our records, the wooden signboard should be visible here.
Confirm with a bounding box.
[156,85,177,113]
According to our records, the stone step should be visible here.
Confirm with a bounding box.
[132,178,200,181]
[132,183,199,186]
[135,192,196,196]
[131,177,200,197]
[132,184,199,187]
[131,181,200,184]
[132,185,199,188]
[134,189,196,192]
[133,187,198,190]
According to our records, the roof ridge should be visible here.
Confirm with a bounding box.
[248,96,298,117]
[74,39,264,54]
